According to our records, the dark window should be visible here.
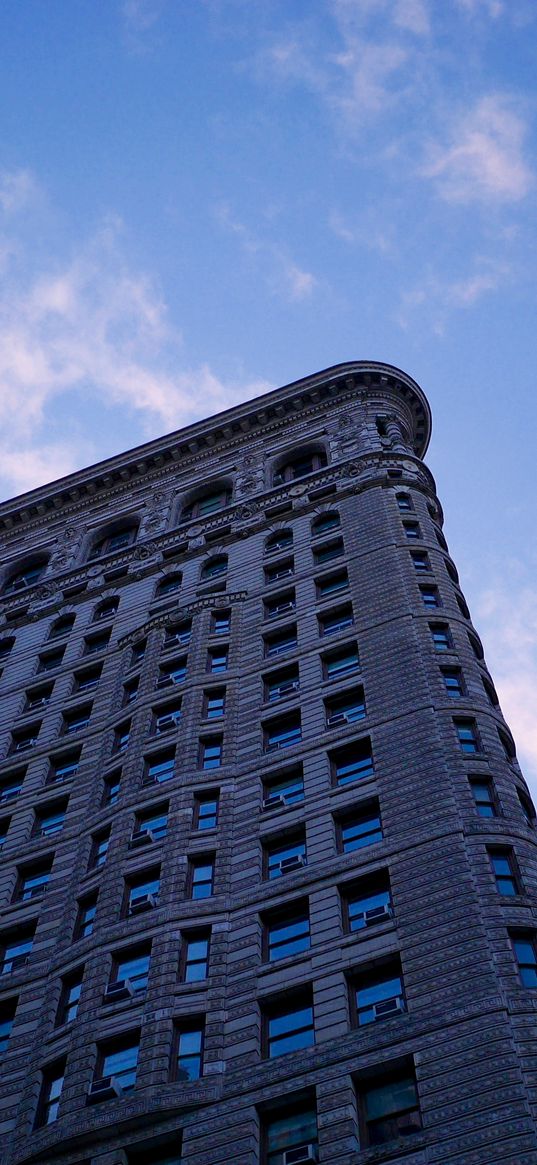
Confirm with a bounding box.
[74,894,98,940]
[469,778,496,817]
[207,646,228,674]
[93,598,119,621]
[201,556,227,581]
[323,643,360,680]
[182,488,230,520]
[313,538,344,566]
[316,569,349,599]
[455,718,481,754]
[265,530,293,554]
[273,450,327,486]
[511,932,537,987]
[263,765,304,810]
[264,664,300,703]
[0,818,9,848]
[103,772,121,807]
[411,551,431,573]
[123,677,138,704]
[264,590,296,620]
[97,1033,139,1092]
[189,857,214,899]
[75,666,102,692]
[153,702,182,735]
[181,932,210,982]
[0,769,25,802]
[265,904,310,962]
[468,630,484,660]
[16,862,51,902]
[420,585,440,609]
[211,610,230,635]
[131,638,147,666]
[396,493,412,511]
[338,805,383,853]
[48,750,80,784]
[312,511,340,536]
[35,1060,65,1126]
[111,945,151,994]
[127,870,160,915]
[441,668,465,697]
[325,686,366,727]
[344,877,393,932]
[126,1138,183,1165]
[57,968,83,1025]
[264,626,298,658]
[518,788,536,826]
[88,527,137,560]
[89,830,110,870]
[456,593,471,619]
[0,637,14,660]
[265,558,294,585]
[489,848,520,896]
[358,1066,421,1146]
[173,1021,204,1080]
[84,631,111,655]
[63,704,92,734]
[262,1101,318,1165]
[402,522,421,540]
[498,727,516,761]
[331,738,373,786]
[194,793,219,830]
[114,723,131,754]
[158,657,187,688]
[0,930,34,974]
[156,573,182,598]
[352,961,405,1026]
[133,805,168,843]
[0,998,16,1053]
[445,558,459,584]
[264,714,301,752]
[265,835,307,880]
[200,737,223,769]
[203,688,225,719]
[34,802,67,837]
[38,648,65,672]
[319,605,354,636]
[265,992,314,1058]
[165,621,191,648]
[11,724,41,753]
[144,751,175,785]
[4,560,47,594]
[482,677,499,706]
[49,615,75,639]
[430,623,452,651]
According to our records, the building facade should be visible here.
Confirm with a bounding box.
[0,361,536,1165]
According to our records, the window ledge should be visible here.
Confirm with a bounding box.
[356,1130,428,1163]
[257,949,312,979]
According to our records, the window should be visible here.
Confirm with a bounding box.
[264,664,300,703]
[265,835,307,880]
[188,857,214,899]
[75,665,102,692]
[265,530,293,554]
[144,750,175,785]
[97,1033,139,1092]
[445,558,459,584]
[456,593,471,619]
[0,769,25,802]
[264,626,298,658]
[338,804,383,853]
[0,999,16,1053]
[316,569,349,599]
[16,861,52,902]
[325,686,366,727]
[482,677,499,706]
[265,904,310,962]
[489,848,520,896]
[469,778,496,817]
[211,610,230,635]
[0,818,9,848]
[264,590,296,620]
[11,724,41,753]
[200,737,223,769]
[402,521,421,540]
[273,449,327,486]
[207,646,228,674]
[344,877,393,932]
[153,702,182,735]
[181,931,210,982]
[194,793,219,830]
[48,750,80,784]
[49,614,75,639]
[34,802,67,837]
[265,558,294,585]
[331,738,373,786]
[1,930,34,974]
[173,1021,204,1080]
[411,551,431,573]
[263,766,304,810]
[103,771,121,807]
[420,585,440,609]
[131,638,147,666]
[0,637,14,660]
[264,992,314,1058]
[264,713,301,752]
[262,1101,318,1165]
[511,933,537,987]
[111,945,151,994]
[63,704,92,734]
[156,573,182,598]
[127,1138,183,1165]
[396,493,412,511]
[468,630,484,660]
[358,1066,421,1146]
[518,788,536,827]
[133,805,168,843]
[88,526,137,560]
[313,538,344,566]
[89,829,110,870]
[201,555,227,582]
[498,727,516,762]
[57,968,83,1025]
[127,869,160,915]
[182,487,230,520]
[84,631,111,655]
[455,718,481,754]
[74,893,98,940]
[352,961,405,1026]
[38,648,65,672]
[430,623,452,652]
[4,559,47,594]
[202,688,225,719]
[93,598,119,622]
[312,511,340,536]
[441,668,465,697]
[158,657,187,688]
[318,604,353,636]
[35,1060,65,1127]
[322,643,360,680]
[165,621,191,648]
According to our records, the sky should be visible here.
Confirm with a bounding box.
[0,0,536,786]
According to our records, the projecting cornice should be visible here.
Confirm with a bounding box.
[0,361,431,532]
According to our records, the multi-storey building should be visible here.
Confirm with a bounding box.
[0,360,536,1165]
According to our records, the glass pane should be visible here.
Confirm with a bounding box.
[365,1076,417,1120]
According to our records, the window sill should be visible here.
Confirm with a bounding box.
[258,949,312,979]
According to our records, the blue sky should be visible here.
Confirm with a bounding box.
[0,0,536,784]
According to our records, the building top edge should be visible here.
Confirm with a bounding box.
[0,360,431,525]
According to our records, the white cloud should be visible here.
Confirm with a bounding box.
[396,258,508,330]
[456,0,504,17]
[393,0,430,35]
[0,169,39,214]
[122,0,164,34]
[217,204,318,302]
[421,94,533,203]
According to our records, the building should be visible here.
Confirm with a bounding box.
[0,360,536,1165]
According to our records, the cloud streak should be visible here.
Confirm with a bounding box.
[420,94,533,203]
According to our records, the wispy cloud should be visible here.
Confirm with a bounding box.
[396,257,509,331]
[121,0,166,51]
[217,204,318,302]
[456,0,504,17]
[0,169,39,214]
[421,94,533,203]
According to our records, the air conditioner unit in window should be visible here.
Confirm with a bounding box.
[129,829,154,848]
[87,1075,122,1104]
[103,978,134,1003]
[373,996,405,1019]
[278,854,306,874]
[142,775,158,787]
[129,892,157,914]
[15,740,35,752]
[283,1145,318,1164]
[326,711,346,726]
[396,1111,421,1135]
[364,903,393,925]
[157,675,173,688]
[262,794,287,812]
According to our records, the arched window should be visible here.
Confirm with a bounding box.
[4,556,48,594]
[273,448,327,487]
[265,530,293,555]
[49,615,75,640]
[181,485,231,522]
[311,512,340,538]
[156,573,183,598]
[88,523,138,561]
[201,556,228,581]
[93,598,119,622]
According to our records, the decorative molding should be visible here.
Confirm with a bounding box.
[118,591,248,648]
